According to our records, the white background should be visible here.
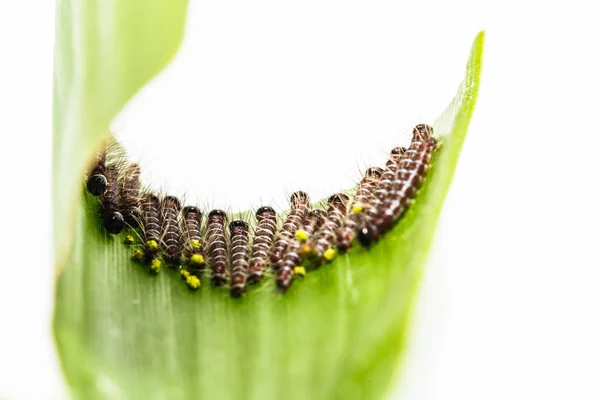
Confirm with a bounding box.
[1,0,600,399]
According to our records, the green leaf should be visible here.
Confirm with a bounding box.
[53,9,484,397]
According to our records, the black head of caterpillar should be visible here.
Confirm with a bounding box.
[182,206,206,272]
[301,193,349,267]
[357,125,438,247]
[160,195,182,268]
[270,191,311,268]
[276,209,327,292]
[206,209,229,286]
[99,164,125,234]
[247,206,278,284]
[119,163,141,228]
[337,166,384,252]
[86,146,108,196]
[229,219,251,298]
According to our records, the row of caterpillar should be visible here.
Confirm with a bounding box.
[84,124,438,296]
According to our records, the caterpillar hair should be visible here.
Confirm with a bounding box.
[301,193,349,267]
[161,195,182,268]
[276,209,327,292]
[270,191,311,269]
[357,124,438,246]
[229,220,251,298]
[247,206,278,284]
[337,166,383,252]
[119,163,141,227]
[182,206,206,273]
[86,148,107,196]
[99,164,125,234]
[206,209,229,286]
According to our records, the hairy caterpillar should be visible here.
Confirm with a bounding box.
[229,220,251,298]
[357,124,438,246]
[99,165,125,234]
[247,206,278,284]
[270,191,311,269]
[131,192,162,272]
[182,206,206,273]
[119,163,141,228]
[276,209,327,292]
[302,193,349,267]
[161,196,182,268]
[373,147,407,202]
[206,209,229,286]
[337,166,383,252]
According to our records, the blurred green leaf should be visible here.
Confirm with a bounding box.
[53,7,483,397]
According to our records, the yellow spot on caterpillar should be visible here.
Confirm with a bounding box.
[189,254,205,266]
[132,249,144,260]
[294,266,306,277]
[351,204,363,214]
[180,269,190,279]
[146,240,158,251]
[123,235,135,245]
[324,248,337,262]
[150,258,161,273]
[190,239,201,250]
[186,275,201,289]
[295,229,309,242]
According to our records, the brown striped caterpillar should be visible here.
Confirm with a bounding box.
[301,193,349,267]
[206,209,229,286]
[119,163,141,228]
[337,166,383,252]
[270,191,311,269]
[229,220,251,298]
[357,124,438,246]
[182,206,206,273]
[99,165,125,234]
[247,206,278,284]
[160,196,182,268]
[276,209,327,292]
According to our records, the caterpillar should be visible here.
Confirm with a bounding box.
[161,196,182,268]
[270,191,311,269]
[373,147,408,202]
[302,193,349,267]
[86,148,108,196]
[206,209,229,286]
[131,192,162,271]
[229,220,251,298]
[276,209,327,292]
[247,206,278,284]
[182,206,206,273]
[119,163,141,228]
[99,164,125,234]
[357,124,438,246]
[337,166,383,252]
